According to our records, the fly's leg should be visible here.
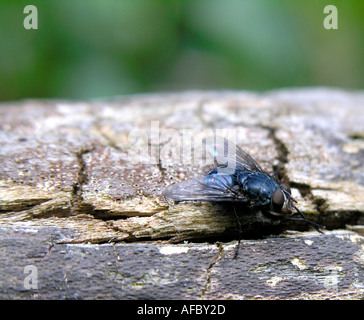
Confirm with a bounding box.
[233,206,242,259]
[285,217,324,233]
[286,205,324,233]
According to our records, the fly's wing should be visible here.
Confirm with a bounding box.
[163,176,248,203]
[203,136,266,174]
[163,136,267,203]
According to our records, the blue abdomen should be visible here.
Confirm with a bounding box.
[203,173,235,188]
[204,167,279,208]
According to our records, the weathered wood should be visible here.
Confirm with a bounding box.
[1,89,364,299]
[1,225,363,299]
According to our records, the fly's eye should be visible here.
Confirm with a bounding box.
[280,183,291,195]
[272,189,284,212]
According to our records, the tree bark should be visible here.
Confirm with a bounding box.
[1,88,364,299]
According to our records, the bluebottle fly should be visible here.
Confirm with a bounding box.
[163,136,323,241]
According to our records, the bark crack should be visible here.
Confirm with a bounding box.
[263,125,289,182]
[201,242,224,298]
[70,147,94,215]
[264,127,361,229]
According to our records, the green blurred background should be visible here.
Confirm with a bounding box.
[1,0,363,101]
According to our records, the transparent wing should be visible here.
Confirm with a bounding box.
[163,136,268,203]
[203,136,266,173]
[162,176,248,203]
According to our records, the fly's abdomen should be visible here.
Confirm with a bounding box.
[203,173,235,189]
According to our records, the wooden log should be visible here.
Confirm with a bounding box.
[1,89,364,299]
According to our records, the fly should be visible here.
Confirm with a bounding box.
[163,136,324,242]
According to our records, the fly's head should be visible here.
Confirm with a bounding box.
[270,182,324,233]
[270,183,296,216]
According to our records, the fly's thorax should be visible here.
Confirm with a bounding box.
[237,171,279,208]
